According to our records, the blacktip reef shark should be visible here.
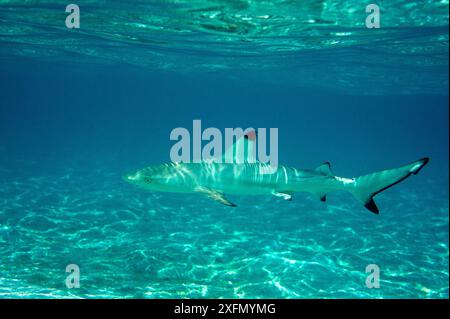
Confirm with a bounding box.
[124,132,429,214]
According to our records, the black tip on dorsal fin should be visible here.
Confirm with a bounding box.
[365,198,379,214]
[320,195,326,202]
[244,129,257,140]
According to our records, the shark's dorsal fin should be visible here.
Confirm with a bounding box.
[315,162,333,176]
[222,129,257,164]
[195,187,237,207]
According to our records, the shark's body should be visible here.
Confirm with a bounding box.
[124,134,429,214]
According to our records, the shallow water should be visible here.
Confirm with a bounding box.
[0,1,448,299]
[0,0,448,94]
[0,152,448,298]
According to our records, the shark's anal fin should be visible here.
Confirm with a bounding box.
[310,191,327,202]
[273,191,293,201]
[195,187,237,207]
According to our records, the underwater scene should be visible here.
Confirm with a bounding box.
[0,0,448,299]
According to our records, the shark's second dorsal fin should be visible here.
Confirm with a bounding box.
[315,162,333,176]
[222,129,257,164]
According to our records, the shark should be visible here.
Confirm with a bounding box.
[124,132,429,214]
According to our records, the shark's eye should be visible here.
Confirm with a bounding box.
[143,177,152,183]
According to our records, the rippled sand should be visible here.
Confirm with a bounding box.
[0,156,448,298]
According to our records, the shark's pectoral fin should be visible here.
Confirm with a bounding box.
[195,187,237,207]
[273,191,293,201]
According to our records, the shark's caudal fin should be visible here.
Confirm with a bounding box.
[349,157,429,214]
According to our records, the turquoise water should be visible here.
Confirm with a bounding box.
[0,1,449,298]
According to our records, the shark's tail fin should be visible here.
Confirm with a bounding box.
[349,157,429,214]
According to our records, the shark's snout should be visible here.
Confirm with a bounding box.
[123,171,155,186]
[123,171,141,183]
[123,165,180,192]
